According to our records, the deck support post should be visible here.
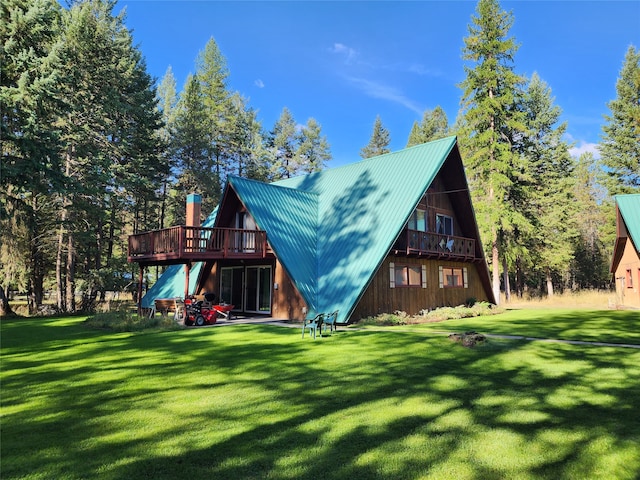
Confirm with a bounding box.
[184,262,191,300]
[137,265,144,315]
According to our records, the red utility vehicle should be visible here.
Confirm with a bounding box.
[183,294,218,326]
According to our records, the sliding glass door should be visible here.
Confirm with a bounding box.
[220,265,272,315]
[245,266,272,314]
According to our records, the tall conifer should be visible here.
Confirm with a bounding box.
[458,0,526,304]
[600,45,640,196]
[360,115,390,158]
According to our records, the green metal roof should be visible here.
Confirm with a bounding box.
[616,194,640,252]
[229,176,320,310]
[233,136,458,322]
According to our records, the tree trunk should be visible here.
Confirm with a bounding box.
[546,267,554,297]
[502,255,511,303]
[66,232,76,312]
[107,196,116,267]
[160,180,167,229]
[0,286,13,316]
[56,221,66,312]
[28,195,45,310]
[492,227,501,305]
[515,257,524,297]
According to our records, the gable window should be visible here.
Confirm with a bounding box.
[408,209,427,232]
[438,266,468,288]
[389,262,427,288]
[627,269,633,288]
[436,214,453,236]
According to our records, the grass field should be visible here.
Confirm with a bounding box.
[2,308,640,479]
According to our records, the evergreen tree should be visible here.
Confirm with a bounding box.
[156,66,179,228]
[1,0,63,313]
[226,92,268,179]
[296,118,331,173]
[196,37,231,191]
[519,73,576,297]
[600,45,640,196]
[51,0,166,311]
[360,115,390,158]
[570,153,611,289]
[406,106,449,147]
[172,74,218,220]
[269,107,298,179]
[458,0,526,304]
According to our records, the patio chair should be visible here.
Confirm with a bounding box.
[323,310,339,334]
[302,313,324,339]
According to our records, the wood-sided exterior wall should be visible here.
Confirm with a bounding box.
[350,253,491,321]
[612,239,640,309]
[350,166,493,321]
[196,257,308,320]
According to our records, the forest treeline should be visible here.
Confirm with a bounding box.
[1,0,638,315]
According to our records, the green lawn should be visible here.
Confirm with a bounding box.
[376,308,640,345]
[2,309,640,479]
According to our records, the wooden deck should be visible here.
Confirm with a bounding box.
[128,226,270,265]
[394,229,477,261]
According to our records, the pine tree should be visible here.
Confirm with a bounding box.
[172,74,219,220]
[269,107,298,179]
[296,118,331,173]
[196,37,232,190]
[571,153,611,289]
[360,115,390,158]
[1,0,64,313]
[226,92,268,179]
[406,106,449,147]
[51,0,166,311]
[458,0,526,304]
[600,45,640,196]
[156,66,178,229]
[519,73,576,297]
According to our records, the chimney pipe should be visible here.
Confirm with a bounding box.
[186,193,201,227]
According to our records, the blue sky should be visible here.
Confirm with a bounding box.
[117,1,640,168]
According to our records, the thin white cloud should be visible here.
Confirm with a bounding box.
[330,42,357,64]
[346,76,423,115]
[569,141,600,159]
[254,79,265,88]
[406,63,443,77]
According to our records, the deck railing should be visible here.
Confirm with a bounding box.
[128,226,268,262]
[396,229,476,259]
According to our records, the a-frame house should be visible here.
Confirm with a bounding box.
[128,136,495,323]
[611,194,640,309]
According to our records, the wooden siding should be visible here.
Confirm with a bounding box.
[272,259,308,321]
[350,253,491,321]
[196,258,307,320]
[613,239,640,308]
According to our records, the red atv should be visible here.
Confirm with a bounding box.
[183,293,218,326]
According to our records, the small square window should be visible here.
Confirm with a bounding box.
[439,266,468,289]
[394,265,423,287]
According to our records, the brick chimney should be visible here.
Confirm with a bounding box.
[186,193,201,227]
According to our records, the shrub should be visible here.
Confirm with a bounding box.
[356,302,503,326]
[357,311,410,326]
[84,307,184,333]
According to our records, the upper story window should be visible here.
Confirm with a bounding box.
[236,211,257,230]
[436,214,453,236]
[408,209,427,232]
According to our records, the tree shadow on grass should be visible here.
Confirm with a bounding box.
[2,322,640,479]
